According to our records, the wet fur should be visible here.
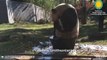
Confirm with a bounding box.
[55,8,77,32]
[51,3,79,49]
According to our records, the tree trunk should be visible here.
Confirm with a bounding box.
[81,0,87,24]
[98,16,104,32]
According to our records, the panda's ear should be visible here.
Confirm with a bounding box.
[51,9,57,14]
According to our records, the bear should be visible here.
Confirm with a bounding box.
[51,3,79,50]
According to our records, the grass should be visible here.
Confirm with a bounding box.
[0,23,53,30]
[0,21,107,55]
[79,20,107,45]
[0,23,53,55]
[81,40,107,45]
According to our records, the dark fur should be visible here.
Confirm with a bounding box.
[52,37,76,49]
[52,4,79,50]
[54,8,77,32]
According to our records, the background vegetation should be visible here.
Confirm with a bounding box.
[11,0,77,11]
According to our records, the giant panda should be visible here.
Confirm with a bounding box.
[51,3,79,50]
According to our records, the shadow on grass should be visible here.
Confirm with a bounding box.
[79,24,107,42]
[79,25,98,38]
[0,23,107,55]
[0,28,53,55]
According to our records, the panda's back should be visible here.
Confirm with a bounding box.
[55,3,78,32]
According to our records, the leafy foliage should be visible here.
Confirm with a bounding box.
[11,0,76,11]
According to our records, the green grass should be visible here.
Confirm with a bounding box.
[0,23,53,55]
[79,21,107,45]
[0,23,53,30]
[0,22,107,55]
[81,40,107,45]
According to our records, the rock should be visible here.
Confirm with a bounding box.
[0,0,48,24]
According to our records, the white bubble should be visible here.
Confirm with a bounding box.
[1,56,4,58]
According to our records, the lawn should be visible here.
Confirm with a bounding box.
[79,21,107,45]
[0,23,53,55]
[0,22,107,55]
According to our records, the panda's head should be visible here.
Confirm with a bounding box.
[51,3,75,22]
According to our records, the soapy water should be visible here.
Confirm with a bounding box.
[32,36,107,59]
[32,40,53,55]
[33,35,107,55]
[80,44,107,51]
[32,36,71,55]
[32,36,71,60]
[32,36,54,60]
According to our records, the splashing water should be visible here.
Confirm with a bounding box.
[32,38,53,60]
[32,40,53,55]
[32,35,107,59]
